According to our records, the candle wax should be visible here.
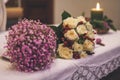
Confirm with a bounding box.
[91,8,103,21]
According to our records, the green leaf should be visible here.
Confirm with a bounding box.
[78,39,84,44]
[57,23,64,44]
[49,24,64,46]
[103,16,113,23]
[106,19,113,23]
[108,23,117,31]
[103,16,108,20]
[62,11,71,20]
[92,20,105,29]
[81,12,85,16]
[49,26,58,33]
[78,35,85,44]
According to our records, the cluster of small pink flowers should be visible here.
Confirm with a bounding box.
[5,19,57,72]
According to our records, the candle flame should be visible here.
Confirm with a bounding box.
[96,2,100,10]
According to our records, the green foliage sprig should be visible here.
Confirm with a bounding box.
[91,16,117,31]
[50,11,72,44]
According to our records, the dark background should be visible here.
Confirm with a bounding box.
[6,0,53,29]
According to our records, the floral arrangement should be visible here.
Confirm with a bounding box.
[50,11,95,59]
[5,19,57,72]
[90,16,117,34]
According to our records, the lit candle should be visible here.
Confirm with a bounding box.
[91,2,103,21]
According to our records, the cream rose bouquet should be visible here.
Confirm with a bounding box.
[51,11,95,59]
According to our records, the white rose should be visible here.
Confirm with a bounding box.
[77,16,86,23]
[64,29,79,40]
[86,31,95,39]
[63,17,79,29]
[80,51,87,58]
[57,44,73,59]
[86,22,93,31]
[83,39,94,52]
[76,25,88,35]
[72,42,83,52]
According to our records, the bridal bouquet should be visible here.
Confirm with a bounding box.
[51,11,95,59]
[5,19,57,72]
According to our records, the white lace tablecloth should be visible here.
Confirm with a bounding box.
[0,30,120,80]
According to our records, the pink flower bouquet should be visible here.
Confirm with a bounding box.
[5,19,57,72]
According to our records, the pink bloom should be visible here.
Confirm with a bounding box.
[22,45,32,54]
[96,38,105,46]
[5,19,57,72]
[103,21,110,29]
[96,38,102,44]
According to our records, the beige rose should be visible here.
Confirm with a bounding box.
[57,44,73,59]
[77,16,86,23]
[64,29,79,40]
[72,42,83,52]
[86,22,93,31]
[83,39,94,52]
[63,17,79,29]
[76,25,88,35]
[80,51,87,58]
[86,31,95,39]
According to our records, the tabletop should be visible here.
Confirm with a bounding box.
[0,30,120,80]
